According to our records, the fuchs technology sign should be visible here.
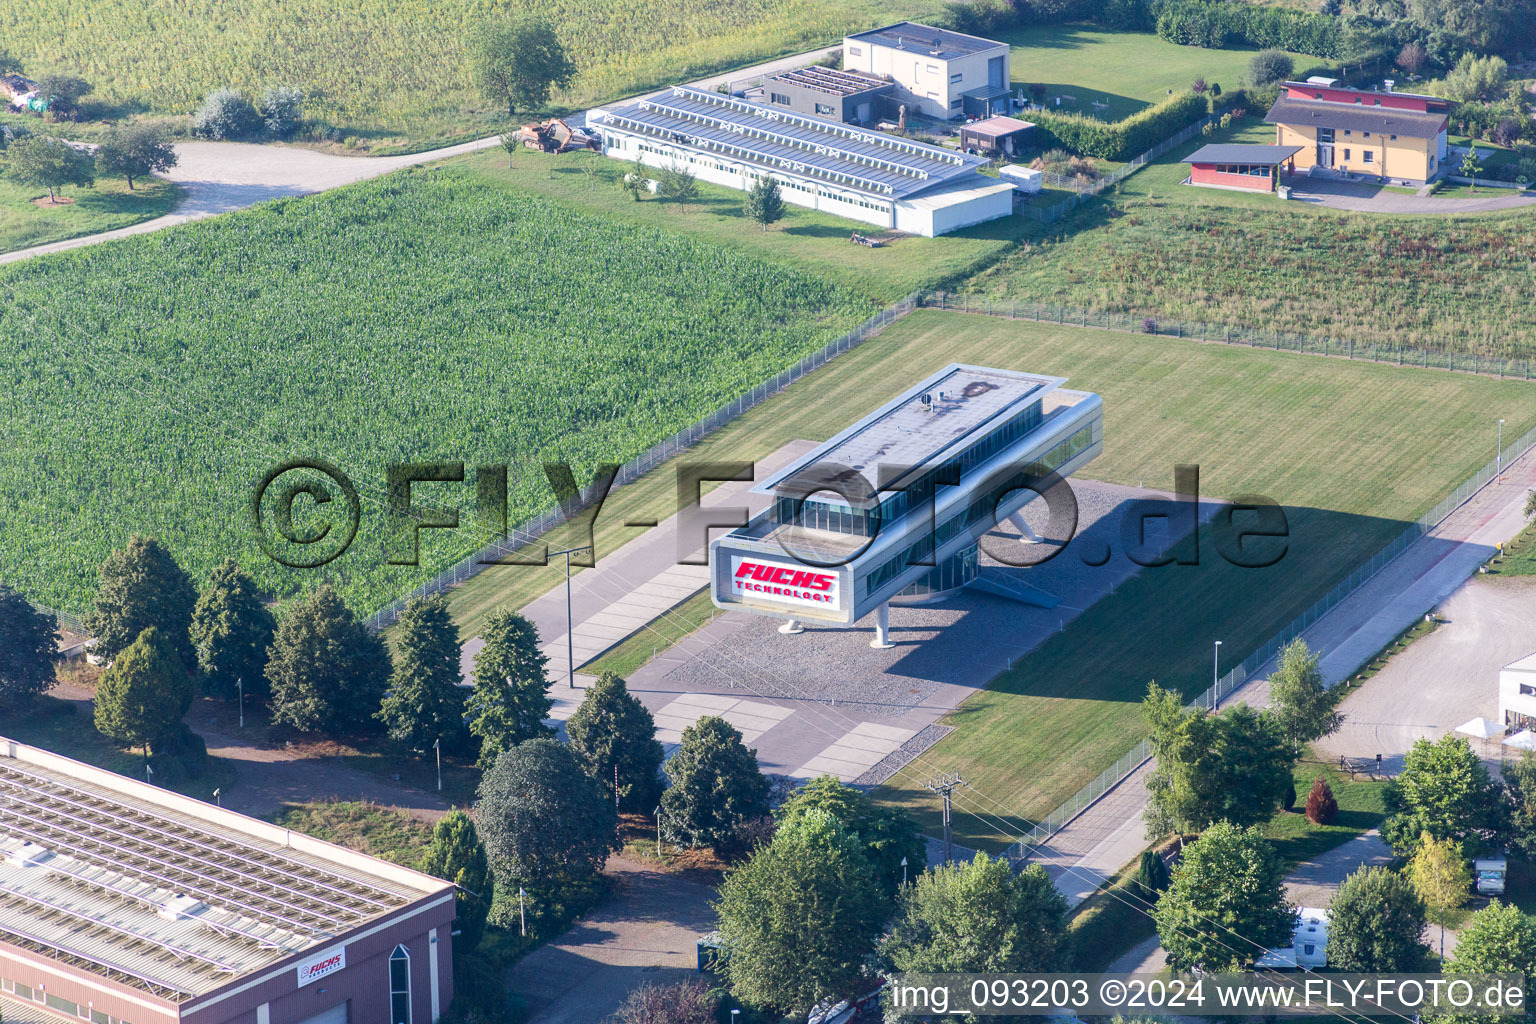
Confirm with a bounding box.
[730,555,841,612]
[297,946,346,987]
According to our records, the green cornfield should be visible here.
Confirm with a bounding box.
[0,166,877,615]
[1,0,939,145]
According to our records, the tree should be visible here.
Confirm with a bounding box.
[1143,683,1293,837]
[611,980,718,1024]
[715,809,885,1015]
[498,131,520,168]
[1267,638,1342,753]
[476,737,616,885]
[1191,76,1207,94]
[1442,54,1510,103]
[659,715,770,849]
[4,134,94,203]
[1382,734,1504,856]
[267,584,391,734]
[1326,866,1428,971]
[189,558,275,700]
[744,175,785,230]
[1305,777,1338,824]
[776,775,925,900]
[880,853,1068,977]
[192,88,261,140]
[0,584,59,712]
[1132,848,1172,903]
[1408,832,1472,958]
[1433,901,1536,1024]
[258,86,305,138]
[565,671,664,812]
[1524,489,1536,521]
[93,627,193,754]
[34,74,91,121]
[1249,49,1295,86]
[1153,821,1294,971]
[471,16,576,118]
[465,609,553,769]
[86,535,198,671]
[1506,750,1536,858]
[377,595,470,754]
[656,162,699,210]
[1397,42,1429,76]
[419,810,492,949]
[0,48,22,76]
[620,159,648,200]
[1462,145,1484,183]
[95,123,178,191]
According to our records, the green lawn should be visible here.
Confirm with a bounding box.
[583,589,719,678]
[855,310,1536,850]
[0,174,180,256]
[961,114,1536,359]
[1266,759,1388,866]
[1000,24,1321,121]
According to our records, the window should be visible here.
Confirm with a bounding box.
[949,97,963,110]
[1316,92,1324,99]
[1304,944,1316,955]
[390,945,412,1024]
[1374,98,1382,105]
[849,45,862,56]
[1521,684,1536,696]
[1363,151,1374,163]
[1354,96,1363,103]
[1363,131,1371,138]
[814,102,834,116]
[950,72,963,84]
[769,92,790,106]
[1344,129,1351,136]
[1343,148,1351,159]
[1390,133,1398,140]
[927,63,939,74]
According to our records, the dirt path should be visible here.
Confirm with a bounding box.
[47,679,450,822]
[506,857,718,1024]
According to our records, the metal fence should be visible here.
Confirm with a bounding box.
[929,292,1536,381]
[360,292,923,631]
[1007,416,1536,854]
[1022,114,1220,223]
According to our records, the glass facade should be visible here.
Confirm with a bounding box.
[896,544,978,598]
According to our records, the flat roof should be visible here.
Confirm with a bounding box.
[1284,81,1447,103]
[753,364,1065,499]
[596,87,986,200]
[962,115,1036,137]
[845,21,1006,59]
[1183,143,1303,164]
[0,739,448,1002]
[1265,95,1447,136]
[766,65,890,97]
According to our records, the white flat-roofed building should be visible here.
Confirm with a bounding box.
[1499,652,1536,732]
[0,738,455,1024]
[709,364,1103,645]
[591,86,1016,236]
[842,22,1012,121]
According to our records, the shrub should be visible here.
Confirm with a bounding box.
[1305,777,1338,824]
[612,980,718,1024]
[1155,1,1343,59]
[1282,780,1297,811]
[1142,317,1158,333]
[1191,76,1207,93]
[192,88,260,140]
[1249,48,1295,87]
[258,85,305,138]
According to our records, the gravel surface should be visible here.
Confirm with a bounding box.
[856,724,953,785]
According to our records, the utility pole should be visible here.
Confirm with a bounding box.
[434,737,442,792]
[237,677,244,729]
[925,772,965,865]
[518,886,527,937]
[550,546,593,689]
[655,804,664,857]
[1212,639,1222,707]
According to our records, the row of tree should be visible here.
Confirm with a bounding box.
[1,124,178,201]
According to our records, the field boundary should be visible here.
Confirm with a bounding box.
[360,293,922,631]
[930,292,1536,381]
[1007,416,1536,850]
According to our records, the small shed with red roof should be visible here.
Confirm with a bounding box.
[1182,143,1303,192]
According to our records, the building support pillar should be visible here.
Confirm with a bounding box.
[870,602,895,649]
[779,618,804,635]
[1008,511,1043,543]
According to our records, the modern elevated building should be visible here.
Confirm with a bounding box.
[842,22,1012,121]
[1266,81,1452,185]
[709,365,1102,645]
[0,738,455,1024]
[591,87,1015,236]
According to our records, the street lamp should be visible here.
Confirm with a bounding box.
[212,787,221,807]
[518,886,527,937]
[550,546,593,689]
[1212,640,1223,707]
[900,856,908,887]
[655,805,664,857]
[236,677,244,729]
[1499,419,1506,478]
[434,737,442,792]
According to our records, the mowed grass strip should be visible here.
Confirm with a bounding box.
[0,175,181,256]
[0,164,877,616]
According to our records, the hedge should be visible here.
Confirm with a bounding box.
[1150,0,1344,58]
[1029,91,1210,160]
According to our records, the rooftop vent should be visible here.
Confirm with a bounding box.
[5,842,53,868]
[1383,79,1395,92]
[158,893,208,921]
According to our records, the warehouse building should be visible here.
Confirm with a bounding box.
[709,364,1103,646]
[0,738,455,1024]
[1266,81,1451,185]
[842,22,1012,121]
[760,66,891,124]
[592,87,1016,236]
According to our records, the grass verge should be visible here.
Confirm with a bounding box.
[0,175,180,256]
[269,799,434,867]
[582,590,718,678]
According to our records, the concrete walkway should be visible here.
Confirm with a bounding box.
[1287,176,1536,214]
[1034,445,1536,905]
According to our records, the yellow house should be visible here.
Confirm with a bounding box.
[1265,82,1451,186]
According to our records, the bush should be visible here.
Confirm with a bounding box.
[1249,48,1295,87]
[1283,780,1297,811]
[611,980,718,1024]
[1305,777,1338,824]
[258,86,305,138]
[1142,317,1158,333]
[192,88,261,140]
[1029,91,1208,161]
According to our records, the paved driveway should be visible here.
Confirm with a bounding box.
[1285,177,1536,214]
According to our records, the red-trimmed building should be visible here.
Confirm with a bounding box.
[1265,81,1451,185]
[1182,144,1302,192]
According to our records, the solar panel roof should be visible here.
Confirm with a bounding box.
[596,87,986,200]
